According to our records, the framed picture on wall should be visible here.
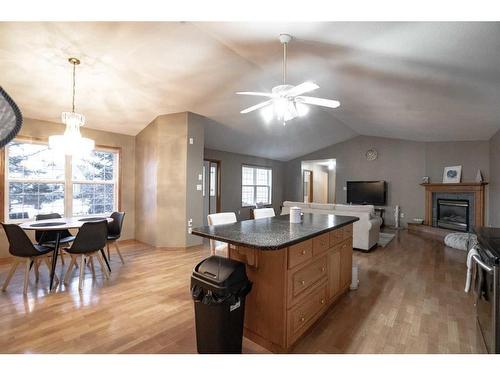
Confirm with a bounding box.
[443,165,462,183]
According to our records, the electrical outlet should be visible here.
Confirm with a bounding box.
[343,186,347,191]
[196,184,202,191]
[188,228,192,234]
[400,212,405,218]
[198,174,202,181]
[189,137,194,145]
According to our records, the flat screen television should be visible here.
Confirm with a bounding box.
[346,180,387,206]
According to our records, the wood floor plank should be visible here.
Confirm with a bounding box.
[0,231,486,353]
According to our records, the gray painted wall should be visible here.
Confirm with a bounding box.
[284,136,490,227]
[186,113,205,246]
[203,148,286,220]
[489,130,500,226]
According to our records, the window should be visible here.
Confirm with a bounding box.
[241,165,272,207]
[5,139,119,221]
[72,150,119,216]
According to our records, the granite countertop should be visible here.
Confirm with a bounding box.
[191,213,359,250]
[474,226,500,265]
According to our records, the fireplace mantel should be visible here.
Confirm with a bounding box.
[421,182,488,227]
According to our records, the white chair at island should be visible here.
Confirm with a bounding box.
[207,212,237,257]
[253,208,275,219]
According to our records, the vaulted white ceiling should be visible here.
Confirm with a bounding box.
[1,22,499,160]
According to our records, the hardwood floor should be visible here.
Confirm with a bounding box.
[0,231,485,354]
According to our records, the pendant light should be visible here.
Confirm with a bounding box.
[49,57,94,155]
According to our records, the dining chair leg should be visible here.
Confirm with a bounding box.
[100,249,111,273]
[43,257,60,284]
[34,258,40,282]
[2,259,19,291]
[114,242,125,264]
[23,258,31,295]
[64,255,77,284]
[107,243,110,261]
[96,253,110,280]
[78,255,85,291]
[88,256,96,276]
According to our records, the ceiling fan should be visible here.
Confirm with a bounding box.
[237,34,340,125]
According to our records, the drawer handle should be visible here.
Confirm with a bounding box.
[301,250,306,255]
[300,280,305,286]
[321,299,325,304]
[321,267,326,272]
[300,316,305,322]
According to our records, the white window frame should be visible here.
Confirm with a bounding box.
[4,138,120,222]
[71,146,120,218]
[241,164,272,207]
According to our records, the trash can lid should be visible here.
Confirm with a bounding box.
[193,256,248,289]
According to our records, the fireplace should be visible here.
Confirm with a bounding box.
[437,199,469,232]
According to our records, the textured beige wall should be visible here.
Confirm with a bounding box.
[135,118,159,245]
[135,112,204,248]
[156,113,188,247]
[0,117,136,258]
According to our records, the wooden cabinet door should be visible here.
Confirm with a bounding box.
[327,248,341,300]
[339,240,353,289]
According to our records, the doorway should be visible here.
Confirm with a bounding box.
[301,159,336,204]
[203,159,221,225]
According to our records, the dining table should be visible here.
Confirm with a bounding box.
[19,216,113,291]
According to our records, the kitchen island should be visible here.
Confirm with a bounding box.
[192,213,359,353]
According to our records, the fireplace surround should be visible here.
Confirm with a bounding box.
[421,182,487,231]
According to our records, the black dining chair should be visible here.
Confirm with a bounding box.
[1,223,59,294]
[35,213,76,265]
[63,220,109,290]
[107,212,126,264]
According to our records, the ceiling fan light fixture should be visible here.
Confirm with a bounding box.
[261,105,274,123]
[237,34,340,125]
[296,102,309,117]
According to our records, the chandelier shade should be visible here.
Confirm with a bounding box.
[48,57,94,156]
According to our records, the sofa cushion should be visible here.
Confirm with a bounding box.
[334,204,375,213]
[283,201,310,209]
[310,203,335,210]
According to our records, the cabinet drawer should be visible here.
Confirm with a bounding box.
[289,255,327,303]
[312,233,330,256]
[339,239,353,289]
[342,224,353,240]
[288,240,312,269]
[287,284,327,344]
[329,228,343,247]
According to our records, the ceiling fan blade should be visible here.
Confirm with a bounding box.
[240,100,273,114]
[296,96,340,108]
[285,82,319,97]
[236,91,273,97]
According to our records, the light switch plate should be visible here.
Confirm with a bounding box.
[196,184,202,191]
[198,174,203,181]
[189,137,194,144]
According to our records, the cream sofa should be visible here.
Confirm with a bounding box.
[281,201,382,251]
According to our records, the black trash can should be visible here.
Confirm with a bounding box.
[191,255,252,354]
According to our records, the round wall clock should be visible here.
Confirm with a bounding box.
[365,149,378,161]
